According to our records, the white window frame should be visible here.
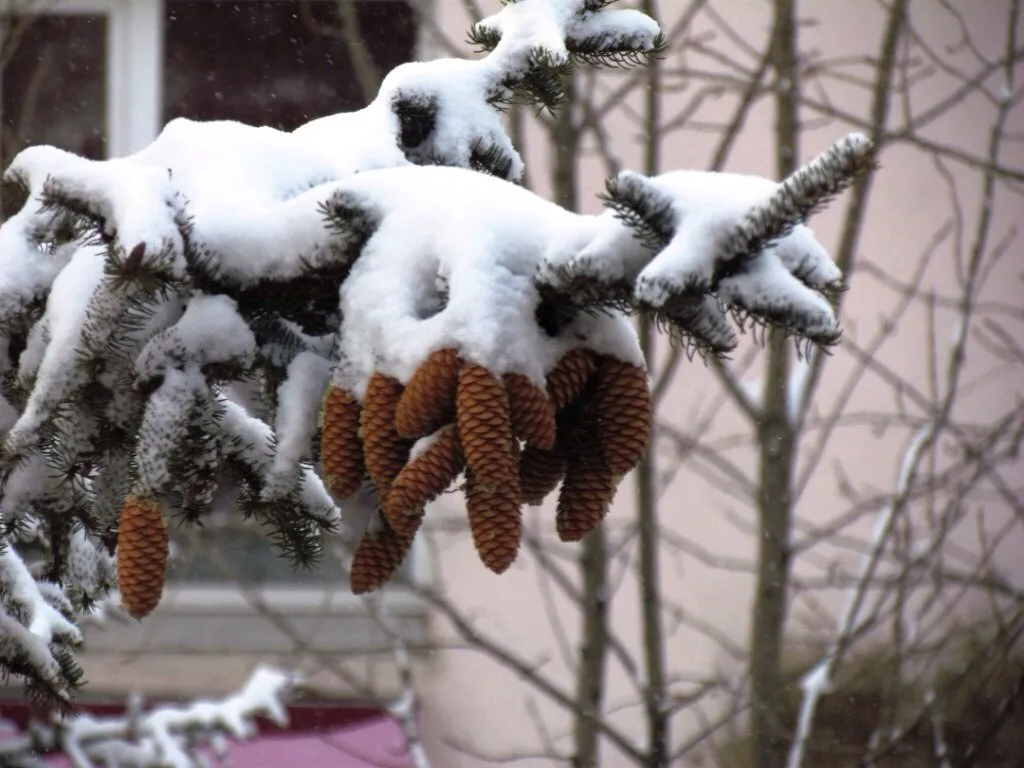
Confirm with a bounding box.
[0,0,162,158]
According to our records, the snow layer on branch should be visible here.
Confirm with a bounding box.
[5,244,106,455]
[379,57,522,177]
[216,397,339,526]
[57,665,296,768]
[0,547,81,697]
[0,550,79,646]
[11,147,183,251]
[639,170,840,290]
[570,7,661,48]
[135,293,256,381]
[269,351,331,497]
[327,165,644,395]
[578,170,838,292]
[477,0,661,62]
[134,368,204,496]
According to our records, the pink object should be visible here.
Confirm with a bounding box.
[218,715,414,768]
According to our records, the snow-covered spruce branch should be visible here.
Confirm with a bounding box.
[0,0,664,703]
[0,0,875,701]
[536,132,876,356]
[0,666,296,768]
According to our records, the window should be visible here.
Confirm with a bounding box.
[0,13,108,165]
[163,1,417,129]
[166,515,419,590]
[0,0,161,166]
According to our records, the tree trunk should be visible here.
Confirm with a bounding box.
[749,2,799,768]
[637,2,669,762]
[550,72,611,768]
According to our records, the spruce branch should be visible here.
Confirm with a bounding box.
[714,132,877,282]
[599,170,677,251]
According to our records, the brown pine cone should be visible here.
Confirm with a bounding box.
[117,495,169,619]
[465,470,522,573]
[394,348,459,439]
[504,372,557,450]
[591,355,653,478]
[546,348,597,411]
[320,384,366,498]
[455,364,519,499]
[557,414,616,542]
[384,424,465,536]
[518,442,568,505]
[361,373,412,498]
[350,514,415,594]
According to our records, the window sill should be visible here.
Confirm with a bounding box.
[123,582,427,617]
[82,538,432,656]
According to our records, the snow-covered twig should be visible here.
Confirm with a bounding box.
[785,423,933,768]
[2,666,297,768]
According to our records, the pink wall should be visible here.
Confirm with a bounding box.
[418,3,1024,766]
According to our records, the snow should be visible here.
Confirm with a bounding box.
[4,245,106,455]
[630,169,841,304]
[134,368,204,496]
[216,396,340,527]
[269,351,332,497]
[135,293,255,381]
[330,165,639,392]
[0,549,80,646]
[0,546,82,699]
[569,8,661,49]
[55,666,297,768]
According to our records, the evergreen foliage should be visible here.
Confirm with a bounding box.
[0,0,874,704]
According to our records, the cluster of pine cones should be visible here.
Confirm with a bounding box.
[321,347,653,594]
[113,347,653,618]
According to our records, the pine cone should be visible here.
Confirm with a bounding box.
[465,470,522,573]
[394,348,459,439]
[361,373,412,497]
[557,414,616,542]
[546,348,597,411]
[116,495,169,619]
[320,384,366,498]
[384,424,465,536]
[591,355,653,477]
[504,372,557,450]
[350,514,414,594]
[455,363,519,499]
[518,442,567,505]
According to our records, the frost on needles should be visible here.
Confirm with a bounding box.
[0,0,876,703]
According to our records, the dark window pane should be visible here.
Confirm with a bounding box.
[166,520,414,587]
[0,14,107,166]
[163,1,417,130]
[168,523,340,585]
